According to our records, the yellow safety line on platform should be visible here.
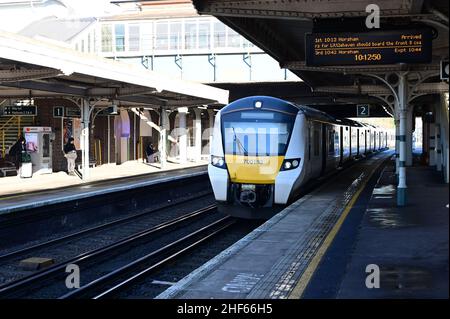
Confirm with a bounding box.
[288,161,380,299]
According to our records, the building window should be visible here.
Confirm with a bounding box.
[184,20,197,50]
[213,22,226,48]
[155,21,169,50]
[87,33,91,52]
[198,21,210,49]
[115,24,125,52]
[328,131,335,154]
[169,21,182,50]
[128,24,140,51]
[81,39,85,52]
[141,22,152,52]
[243,38,254,48]
[227,27,241,48]
[101,24,113,52]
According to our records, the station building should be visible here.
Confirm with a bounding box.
[0,28,228,180]
[1,0,302,179]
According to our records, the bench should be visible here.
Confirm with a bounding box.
[0,159,17,177]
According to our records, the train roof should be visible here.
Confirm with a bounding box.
[221,96,380,128]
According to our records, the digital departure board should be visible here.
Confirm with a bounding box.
[305,29,433,66]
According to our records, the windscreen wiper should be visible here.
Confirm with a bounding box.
[231,127,248,156]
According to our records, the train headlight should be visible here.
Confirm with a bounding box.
[211,155,226,169]
[280,158,301,171]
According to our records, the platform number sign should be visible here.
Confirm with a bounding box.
[53,106,64,118]
[357,105,370,117]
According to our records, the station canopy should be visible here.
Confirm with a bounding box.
[0,30,229,109]
[192,0,448,89]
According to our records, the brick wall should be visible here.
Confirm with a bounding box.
[35,99,80,172]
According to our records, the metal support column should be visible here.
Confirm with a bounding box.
[394,116,400,174]
[435,103,442,171]
[207,109,215,155]
[397,74,408,206]
[243,53,252,81]
[439,93,449,182]
[178,107,188,163]
[159,107,168,169]
[406,108,414,166]
[193,108,202,162]
[429,123,436,166]
[81,98,91,180]
[107,115,111,163]
[208,54,217,82]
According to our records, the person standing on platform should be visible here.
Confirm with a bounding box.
[63,137,77,175]
[9,136,26,169]
[146,143,156,163]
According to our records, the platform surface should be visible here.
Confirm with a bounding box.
[0,162,207,215]
[307,162,448,299]
[157,151,393,299]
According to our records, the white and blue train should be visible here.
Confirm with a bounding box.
[208,96,390,218]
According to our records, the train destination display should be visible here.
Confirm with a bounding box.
[305,29,432,66]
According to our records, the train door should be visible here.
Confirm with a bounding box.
[351,127,358,158]
[365,129,368,154]
[379,131,383,149]
[339,126,344,165]
[349,127,352,158]
[356,128,360,156]
[385,132,388,148]
[309,121,322,178]
[321,124,327,175]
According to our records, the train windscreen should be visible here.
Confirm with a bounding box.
[221,110,295,156]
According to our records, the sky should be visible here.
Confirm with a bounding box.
[0,0,122,32]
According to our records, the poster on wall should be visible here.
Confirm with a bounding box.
[72,118,81,149]
[63,118,81,149]
[63,118,73,145]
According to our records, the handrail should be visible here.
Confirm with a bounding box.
[0,115,17,131]
[0,116,17,156]
[1,130,4,158]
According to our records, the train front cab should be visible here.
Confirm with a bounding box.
[209,97,305,218]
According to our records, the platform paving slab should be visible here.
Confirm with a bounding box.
[335,164,448,299]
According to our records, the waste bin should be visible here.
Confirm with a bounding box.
[20,152,32,178]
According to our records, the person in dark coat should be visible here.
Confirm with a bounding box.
[9,136,26,169]
[63,137,77,175]
[146,143,156,163]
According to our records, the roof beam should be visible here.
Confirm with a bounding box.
[0,69,61,82]
[315,82,449,95]
[0,80,86,96]
[281,61,441,74]
[194,0,417,19]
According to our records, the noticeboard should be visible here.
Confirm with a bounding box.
[0,105,37,116]
[305,29,433,66]
[65,107,81,118]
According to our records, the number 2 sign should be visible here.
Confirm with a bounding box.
[357,104,370,117]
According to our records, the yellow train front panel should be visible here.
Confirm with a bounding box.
[224,155,284,184]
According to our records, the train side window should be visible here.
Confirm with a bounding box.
[328,130,334,154]
[313,129,320,156]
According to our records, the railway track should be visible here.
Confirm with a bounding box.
[62,216,235,299]
[0,204,229,298]
[0,191,213,264]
